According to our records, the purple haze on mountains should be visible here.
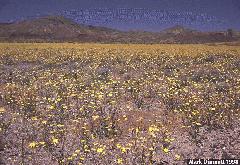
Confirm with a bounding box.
[0,0,239,31]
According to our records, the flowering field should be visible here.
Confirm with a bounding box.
[0,43,240,164]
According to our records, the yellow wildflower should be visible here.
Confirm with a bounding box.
[29,142,37,148]
[121,147,127,153]
[98,94,103,99]
[195,122,201,126]
[136,127,139,134]
[149,147,154,151]
[175,154,181,160]
[49,105,55,110]
[163,147,169,153]
[42,120,47,124]
[57,124,64,127]
[52,137,59,145]
[0,107,6,113]
[72,153,78,157]
[92,115,99,121]
[96,147,104,153]
[31,116,38,121]
[148,125,159,132]
[117,158,123,164]
[116,144,121,148]
[39,141,46,145]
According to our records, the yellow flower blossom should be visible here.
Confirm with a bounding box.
[121,147,127,153]
[148,125,159,132]
[31,116,38,121]
[51,137,59,145]
[57,124,64,127]
[98,94,103,99]
[0,107,6,113]
[136,127,139,134]
[72,153,78,157]
[175,154,181,160]
[96,147,104,153]
[49,105,55,110]
[163,147,169,153]
[149,147,154,151]
[117,158,123,164]
[92,115,99,120]
[39,141,46,145]
[29,142,37,148]
[116,144,121,148]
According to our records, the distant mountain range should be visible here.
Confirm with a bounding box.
[61,9,222,31]
[0,16,239,43]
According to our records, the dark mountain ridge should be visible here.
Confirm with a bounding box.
[0,16,239,43]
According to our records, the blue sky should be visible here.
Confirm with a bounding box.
[0,0,239,31]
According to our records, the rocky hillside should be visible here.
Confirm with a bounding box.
[0,16,239,43]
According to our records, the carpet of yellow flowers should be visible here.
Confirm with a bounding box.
[0,43,240,164]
